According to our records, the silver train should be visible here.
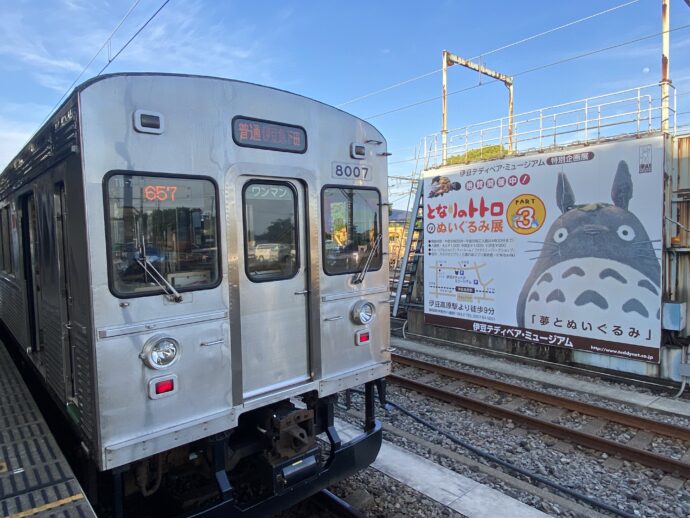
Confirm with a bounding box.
[0,73,391,516]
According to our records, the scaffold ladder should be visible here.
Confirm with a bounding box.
[392,183,424,317]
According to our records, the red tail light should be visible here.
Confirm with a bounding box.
[155,379,175,394]
[148,374,178,399]
[355,329,371,346]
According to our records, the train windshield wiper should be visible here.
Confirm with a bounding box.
[136,256,183,303]
[352,233,382,285]
[135,221,183,303]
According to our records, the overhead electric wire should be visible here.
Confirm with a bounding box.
[470,0,642,60]
[97,0,172,75]
[364,23,690,121]
[40,0,143,125]
[336,0,641,108]
[390,193,413,204]
[365,82,484,120]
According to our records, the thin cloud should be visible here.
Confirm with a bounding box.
[31,72,75,93]
[0,0,290,166]
[575,32,690,62]
[0,12,83,74]
[0,6,105,89]
[0,103,53,168]
[106,2,272,83]
[60,0,91,10]
[0,1,277,97]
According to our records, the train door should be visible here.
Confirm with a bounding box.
[21,193,41,352]
[54,184,76,399]
[239,178,310,399]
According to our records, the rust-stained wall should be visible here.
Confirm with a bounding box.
[674,135,690,335]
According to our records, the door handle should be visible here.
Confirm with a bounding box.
[324,316,343,322]
[294,290,309,295]
[64,322,72,330]
[201,339,224,347]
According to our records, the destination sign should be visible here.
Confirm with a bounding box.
[232,116,307,153]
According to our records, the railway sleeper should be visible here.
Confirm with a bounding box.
[388,374,690,478]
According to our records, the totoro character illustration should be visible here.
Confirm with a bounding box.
[516,160,660,333]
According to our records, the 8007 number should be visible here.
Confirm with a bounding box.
[332,162,371,181]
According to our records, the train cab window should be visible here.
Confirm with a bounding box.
[105,173,220,297]
[242,181,298,282]
[322,187,382,275]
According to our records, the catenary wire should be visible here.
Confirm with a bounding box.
[336,0,641,108]
[97,0,172,75]
[40,0,143,126]
[364,23,690,121]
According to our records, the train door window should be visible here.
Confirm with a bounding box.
[22,194,41,351]
[0,208,6,271]
[242,181,298,282]
[105,173,220,297]
[321,187,382,275]
[1,207,13,274]
[7,207,14,274]
[55,183,76,398]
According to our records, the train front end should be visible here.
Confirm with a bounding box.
[77,73,391,515]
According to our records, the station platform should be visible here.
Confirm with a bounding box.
[0,340,95,517]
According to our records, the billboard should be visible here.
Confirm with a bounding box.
[423,136,664,363]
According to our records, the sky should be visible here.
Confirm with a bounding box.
[1,0,690,208]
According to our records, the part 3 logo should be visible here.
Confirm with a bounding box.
[506,194,546,235]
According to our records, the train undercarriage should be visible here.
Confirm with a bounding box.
[102,382,384,517]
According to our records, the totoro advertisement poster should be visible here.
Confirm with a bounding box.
[423,135,663,363]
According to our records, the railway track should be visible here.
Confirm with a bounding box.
[390,353,690,478]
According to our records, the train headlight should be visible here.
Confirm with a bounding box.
[351,301,376,325]
[140,336,180,370]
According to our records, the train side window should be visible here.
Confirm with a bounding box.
[242,181,298,282]
[0,207,12,274]
[105,173,221,298]
[321,187,382,275]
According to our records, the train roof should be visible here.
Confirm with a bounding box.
[76,72,379,128]
[0,72,384,196]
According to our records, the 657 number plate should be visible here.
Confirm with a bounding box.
[331,162,372,181]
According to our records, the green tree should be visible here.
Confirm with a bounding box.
[446,145,507,165]
[259,218,294,244]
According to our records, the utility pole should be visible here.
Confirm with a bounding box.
[441,50,514,165]
[661,0,670,133]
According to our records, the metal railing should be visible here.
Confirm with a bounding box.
[419,82,678,168]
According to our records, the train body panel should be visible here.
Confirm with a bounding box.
[0,73,390,513]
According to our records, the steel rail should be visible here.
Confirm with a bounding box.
[311,489,368,518]
[387,373,690,478]
[392,331,680,391]
[392,354,690,441]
